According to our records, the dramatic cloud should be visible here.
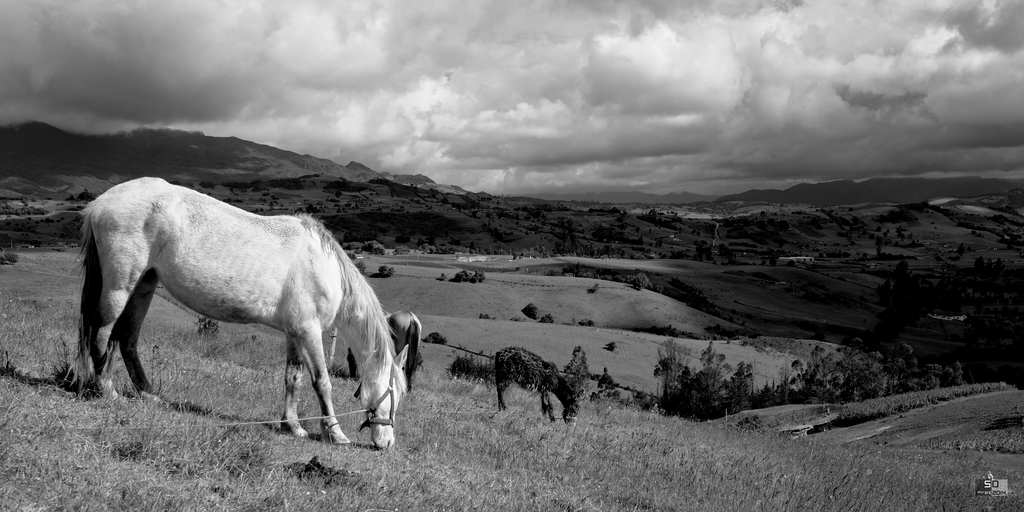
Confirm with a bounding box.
[1,0,1023,195]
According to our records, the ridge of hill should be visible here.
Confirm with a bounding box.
[532,190,718,204]
[714,176,1024,206]
[0,122,432,194]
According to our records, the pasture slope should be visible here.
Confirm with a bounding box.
[1,251,1022,511]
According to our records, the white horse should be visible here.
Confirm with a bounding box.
[76,177,407,450]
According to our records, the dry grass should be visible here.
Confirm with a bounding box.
[3,291,1024,511]
[835,383,1011,426]
[4,251,1024,511]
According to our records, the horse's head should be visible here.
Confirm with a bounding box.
[358,345,408,450]
[555,375,588,424]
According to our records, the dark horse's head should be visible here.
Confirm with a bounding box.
[553,376,586,423]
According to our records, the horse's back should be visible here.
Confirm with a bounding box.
[495,346,551,389]
[84,177,338,327]
[387,310,420,353]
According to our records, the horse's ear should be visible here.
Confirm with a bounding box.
[396,345,409,370]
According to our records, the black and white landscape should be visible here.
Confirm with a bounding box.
[2,1,1024,510]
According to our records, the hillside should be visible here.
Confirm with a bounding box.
[533,190,717,204]
[0,122,377,193]
[2,252,1023,511]
[715,177,1024,206]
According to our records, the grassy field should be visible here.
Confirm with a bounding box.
[3,253,1023,510]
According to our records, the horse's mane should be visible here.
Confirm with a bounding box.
[295,214,407,397]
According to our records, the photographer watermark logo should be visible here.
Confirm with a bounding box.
[975,472,1010,497]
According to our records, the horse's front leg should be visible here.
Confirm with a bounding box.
[281,339,308,438]
[541,390,556,422]
[299,328,350,445]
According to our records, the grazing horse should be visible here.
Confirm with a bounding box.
[494,346,584,423]
[387,310,421,389]
[76,177,408,450]
[344,309,422,394]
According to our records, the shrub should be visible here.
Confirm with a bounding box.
[578,319,595,327]
[451,269,486,283]
[354,260,367,275]
[632,272,652,291]
[587,283,600,294]
[521,303,539,320]
[447,354,493,383]
[479,313,492,319]
[0,252,18,265]
[195,317,219,336]
[363,240,386,255]
[735,415,766,432]
[603,341,616,352]
[539,313,554,323]
[424,332,448,345]
[377,265,395,277]
[437,273,448,281]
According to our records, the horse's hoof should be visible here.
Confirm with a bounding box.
[282,424,309,438]
[328,435,351,445]
[324,427,351,445]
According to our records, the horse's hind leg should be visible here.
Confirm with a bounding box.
[113,269,159,399]
[79,264,141,399]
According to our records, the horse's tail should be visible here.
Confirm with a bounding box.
[76,210,102,391]
[403,313,421,389]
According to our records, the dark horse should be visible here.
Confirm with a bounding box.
[386,310,421,389]
[495,346,584,423]
[349,310,421,397]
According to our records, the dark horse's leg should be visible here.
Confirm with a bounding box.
[114,269,159,398]
[540,391,556,422]
[496,380,508,410]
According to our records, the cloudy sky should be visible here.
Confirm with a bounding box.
[2,0,1023,196]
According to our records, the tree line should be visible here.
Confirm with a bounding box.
[653,338,968,421]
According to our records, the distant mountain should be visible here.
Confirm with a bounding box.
[714,177,1024,206]
[533,190,717,204]
[0,121,383,194]
[343,161,382,181]
[378,172,436,186]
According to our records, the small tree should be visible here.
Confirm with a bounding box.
[632,272,652,291]
[563,346,590,391]
[424,332,448,345]
[521,303,539,320]
[377,265,395,277]
[354,260,367,275]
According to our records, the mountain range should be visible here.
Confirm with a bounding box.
[2,121,1022,206]
[0,121,407,194]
